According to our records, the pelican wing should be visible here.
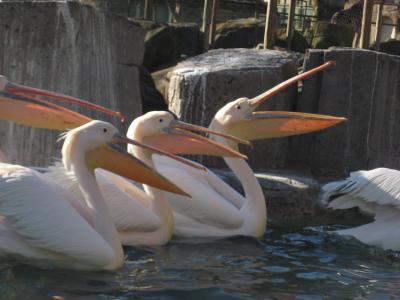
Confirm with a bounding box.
[0,163,113,267]
[322,168,400,219]
[47,164,161,232]
[153,155,245,229]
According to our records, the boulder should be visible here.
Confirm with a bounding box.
[142,21,202,71]
[276,28,310,53]
[168,48,298,169]
[144,25,180,71]
[213,17,265,49]
[372,39,400,57]
[213,169,371,228]
[290,48,400,177]
[0,1,144,166]
[139,66,168,113]
[310,21,354,49]
[169,22,202,57]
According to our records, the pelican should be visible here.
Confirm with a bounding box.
[321,168,400,251]
[0,119,194,270]
[0,75,249,246]
[47,111,248,246]
[150,61,347,238]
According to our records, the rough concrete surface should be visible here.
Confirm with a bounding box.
[168,48,298,169]
[0,1,145,166]
[290,48,400,177]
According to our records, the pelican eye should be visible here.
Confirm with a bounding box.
[103,128,107,133]
[159,118,163,123]
[236,105,241,110]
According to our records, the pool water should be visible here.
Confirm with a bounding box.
[1,226,400,300]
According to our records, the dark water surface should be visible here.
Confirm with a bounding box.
[1,226,400,300]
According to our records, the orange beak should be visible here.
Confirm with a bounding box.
[86,140,190,196]
[228,111,346,140]
[142,120,248,159]
[0,75,123,130]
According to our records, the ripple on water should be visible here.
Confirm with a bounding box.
[1,226,400,299]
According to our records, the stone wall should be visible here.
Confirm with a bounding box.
[0,2,144,166]
[290,48,400,177]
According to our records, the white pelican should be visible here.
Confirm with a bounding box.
[0,120,193,270]
[321,168,400,251]
[0,75,250,246]
[150,61,347,238]
[47,111,248,246]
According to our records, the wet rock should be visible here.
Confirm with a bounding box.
[213,169,371,228]
[214,17,265,49]
[168,48,298,169]
[0,1,144,166]
[290,48,400,177]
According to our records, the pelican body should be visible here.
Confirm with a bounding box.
[48,111,247,246]
[321,168,400,251]
[0,121,189,270]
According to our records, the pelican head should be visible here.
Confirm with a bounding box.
[0,75,123,130]
[61,120,190,196]
[127,111,248,159]
[209,61,346,147]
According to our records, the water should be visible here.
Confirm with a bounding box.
[1,226,400,299]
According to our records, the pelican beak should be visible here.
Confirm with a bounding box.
[0,75,124,130]
[228,111,346,141]
[142,120,248,159]
[85,133,191,196]
[248,61,335,107]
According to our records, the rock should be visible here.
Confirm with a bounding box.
[142,21,202,71]
[372,39,400,57]
[168,48,298,170]
[0,1,144,166]
[139,66,168,113]
[169,22,202,57]
[276,28,310,53]
[213,169,371,228]
[213,17,265,49]
[290,48,400,177]
[310,21,354,49]
[144,25,180,71]
[152,66,175,101]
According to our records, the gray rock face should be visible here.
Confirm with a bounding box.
[213,169,371,228]
[290,48,400,177]
[168,48,298,169]
[0,2,144,166]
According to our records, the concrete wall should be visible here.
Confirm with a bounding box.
[0,2,144,166]
[290,48,400,178]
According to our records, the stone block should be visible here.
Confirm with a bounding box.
[168,48,298,169]
[290,48,400,177]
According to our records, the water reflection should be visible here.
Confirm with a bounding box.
[1,226,400,299]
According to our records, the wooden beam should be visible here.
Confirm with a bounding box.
[264,0,277,49]
[286,0,296,50]
[209,0,220,47]
[374,0,385,50]
[202,0,213,51]
[144,0,154,20]
[360,0,374,48]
